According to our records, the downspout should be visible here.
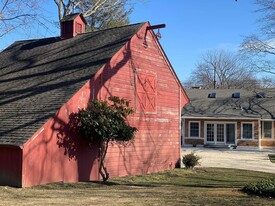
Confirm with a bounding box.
[181,118,185,147]
[179,87,181,162]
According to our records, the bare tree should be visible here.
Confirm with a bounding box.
[0,0,48,38]
[54,0,134,31]
[183,50,259,89]
[259,76,275,88]
[240,0,275,74]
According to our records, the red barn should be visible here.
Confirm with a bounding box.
[0,13,189,187]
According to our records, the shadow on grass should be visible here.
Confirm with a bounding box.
[34,168,275,190]
[89,180,157,188]
[35,180,157,190]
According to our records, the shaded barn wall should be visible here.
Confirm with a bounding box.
[0,146,22,187]
[96,23,188,177]
[22,81,99,187]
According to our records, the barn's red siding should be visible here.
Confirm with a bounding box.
[20,22,188,187]
[99,23,187,177]
[22,81,99,187]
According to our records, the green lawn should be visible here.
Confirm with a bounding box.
[0,168,274,206]
[269,154,275,163]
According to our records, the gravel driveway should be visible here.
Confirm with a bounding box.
[181,146,275,174]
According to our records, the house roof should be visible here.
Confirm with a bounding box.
[0,22,145,146]
[182,88,275,120]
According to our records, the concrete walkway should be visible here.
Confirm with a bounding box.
[181,146,275,174]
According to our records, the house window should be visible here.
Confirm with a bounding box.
[136,72,156,113]
[208,92,216,98]
[263,121,272,139]
[189,122,200,137]
[242,123,253,139]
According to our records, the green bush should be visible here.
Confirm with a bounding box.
[242,178,275,198]
[182,152,200,169]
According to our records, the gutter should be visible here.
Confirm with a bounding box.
[182,116,261,120]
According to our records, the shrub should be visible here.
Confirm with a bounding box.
[242,178,275,198]
[182,152,201,169]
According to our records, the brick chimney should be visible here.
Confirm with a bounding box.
[60,13,86,39]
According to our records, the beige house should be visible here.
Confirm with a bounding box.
[182,88,275,148]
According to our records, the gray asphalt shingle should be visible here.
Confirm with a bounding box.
[0,23,145,146]
[182,88,275,119]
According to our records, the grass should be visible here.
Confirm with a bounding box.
[0,168,275,206]
[268,154,275,163]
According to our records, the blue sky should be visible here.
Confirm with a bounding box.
[0,0,261,82]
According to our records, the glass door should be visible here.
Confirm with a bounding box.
[216,124,225,143]
[206,123,234,144]
[206,123,214,143]
[226,124,235,144]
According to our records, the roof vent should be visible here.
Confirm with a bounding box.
[256,92,265,98]
[232,92,240,98]
[60,13,86,39]
[208,92,216,98]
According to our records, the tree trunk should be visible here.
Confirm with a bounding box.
[98,140,110,183]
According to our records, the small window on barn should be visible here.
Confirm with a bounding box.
[136,72,156,113]
[76,23,82,34]
[232,92,240,98]
[208,92,216,98]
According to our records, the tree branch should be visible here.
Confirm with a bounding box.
[0,14,35,21]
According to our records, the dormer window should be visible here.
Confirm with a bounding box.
[232,92,240,98]
[208,92,216,98]
[256,92,265,98]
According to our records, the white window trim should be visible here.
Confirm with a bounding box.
[188,121,200,138]
[241,122,254,140]
[262,120,274,140]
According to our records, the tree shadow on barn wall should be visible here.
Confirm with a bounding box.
[56,112,99,182]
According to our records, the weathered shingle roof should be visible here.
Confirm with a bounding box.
[0,22,145,146]
[182,88,275,119]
